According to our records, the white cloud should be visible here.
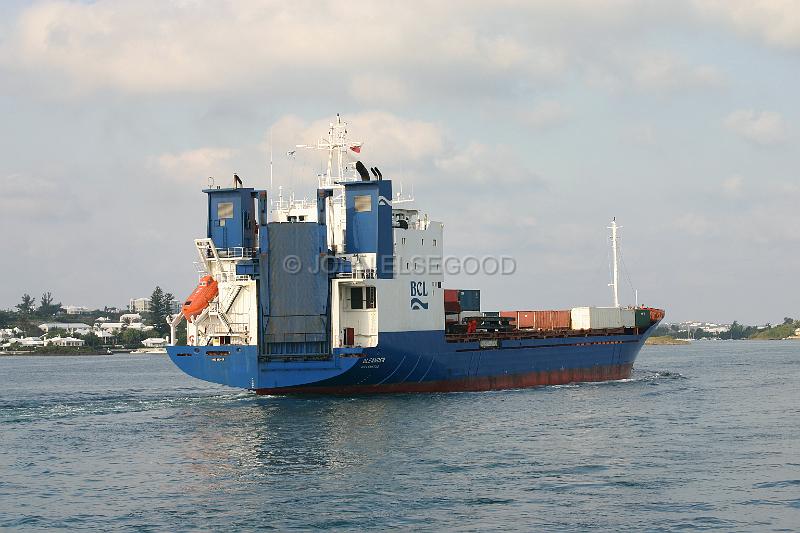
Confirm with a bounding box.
[522,100,572,129]
[349,75,410,105]
[724,110,788,145]
[0,0,724,100]
[722,175,745,197]
[435,142,544,187]
[632,52,723,91]
[624,124,657,145]
[0,173,80,222]
[0,1,570,95]
[673,212,718,238]
[693,0,800,49]
[156,148,239,183]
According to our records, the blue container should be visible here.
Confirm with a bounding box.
[458,290,481,312]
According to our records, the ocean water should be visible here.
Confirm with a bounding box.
[1,342,798,532]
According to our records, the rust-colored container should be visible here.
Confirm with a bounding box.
[445,301,462,314]
[501,311,521,328]
[444,289,459,303]
[532,310,571,330]
[501,310,570,330]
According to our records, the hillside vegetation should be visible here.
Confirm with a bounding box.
[749,321,800,340]
[651,317,799,341]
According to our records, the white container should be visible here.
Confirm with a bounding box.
[620,308,635,328]
[570,307,635,330]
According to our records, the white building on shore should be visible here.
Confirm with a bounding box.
[119,313,143,323]
[98,322,154,334]
[45,336,85,347]
[129,298,151,313]
[38,322,92,335]
[17,337,45,347]
[142,337,169,349]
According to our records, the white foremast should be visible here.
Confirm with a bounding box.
[609,218,620,308]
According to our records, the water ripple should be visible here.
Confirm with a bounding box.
[1,345,798,531]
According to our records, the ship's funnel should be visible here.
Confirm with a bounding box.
[355,161,370,181]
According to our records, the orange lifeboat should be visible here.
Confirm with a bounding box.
[182,275,219,322]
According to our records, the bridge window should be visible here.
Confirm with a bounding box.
[355,195,372,212]
[350,286,376,310]
[217,202,234,220]
[366,286,376,309]
[351,287,363,309]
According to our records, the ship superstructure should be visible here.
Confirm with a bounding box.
[167,116,663,394]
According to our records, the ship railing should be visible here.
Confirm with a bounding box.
[189,268,250,284]
[209,323,249,335]
[215,247,257,259]
[445,327,632,343]
[192,261,208,275]
[212,272,252,283]
[337,268,376,280]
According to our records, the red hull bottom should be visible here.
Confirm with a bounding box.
[255,363,634,395]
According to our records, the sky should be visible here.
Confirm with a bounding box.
[0,0,798,325]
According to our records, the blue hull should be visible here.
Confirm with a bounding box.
[167,329,652,394]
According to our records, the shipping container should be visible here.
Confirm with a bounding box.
[571,307,635,330]
[533,310,571,330]
[444,289,459,303]
[634,309,651,328]
[458,290,481,312]
[444,300,461,314]
[622,309,635,328]
[500,310,571,330]
[501,311,533,329]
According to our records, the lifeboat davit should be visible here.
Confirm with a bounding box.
[182,275,219,322]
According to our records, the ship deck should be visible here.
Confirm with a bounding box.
[444,327,646,343]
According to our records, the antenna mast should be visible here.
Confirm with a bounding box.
[294,113,362,188]
[609,218,620,308]
[269,127,273,195]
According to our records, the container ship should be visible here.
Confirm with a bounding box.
[166,116,664,394]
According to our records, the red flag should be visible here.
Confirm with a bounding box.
[350,145,361,153]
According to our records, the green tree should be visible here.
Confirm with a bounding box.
[176,320,187,345]
[784,317,794,325]
[16,294,35,315]
[38,292,62,317]
[163,292,176,317]
[78,332,102,348]
[0,309,14,327]
[729,321,744,340]
[148,286,164,326]
[119,328,150,349]
[148,286,175,336]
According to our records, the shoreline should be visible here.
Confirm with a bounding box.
[0,349,138,356]
[645,336,691,345]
